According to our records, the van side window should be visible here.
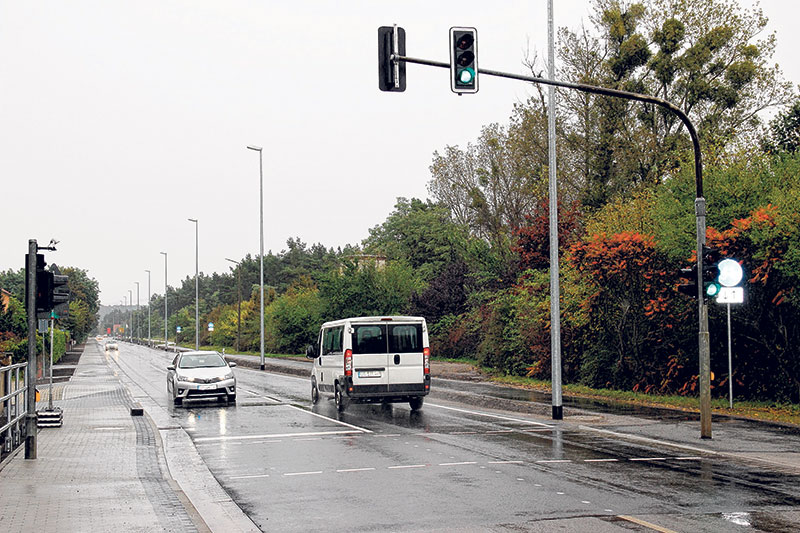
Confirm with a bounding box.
[352,325,387,354]
[322,326,343,355]
[388,324,423,353]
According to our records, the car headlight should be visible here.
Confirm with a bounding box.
[223,371,234,380]
[177,375,196,382]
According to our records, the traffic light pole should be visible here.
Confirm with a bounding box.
[391,52,712,438]
[25,240,38,459]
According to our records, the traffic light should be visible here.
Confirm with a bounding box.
[378,26,406,92]
[51,273,70,317]
[701,245,722,298]
[450,27,478,94]
[677,264,698,299]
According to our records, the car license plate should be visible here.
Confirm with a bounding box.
[358,371,381,378]
[198,384,216,390]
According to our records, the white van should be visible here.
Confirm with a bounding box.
[305,316,431,412]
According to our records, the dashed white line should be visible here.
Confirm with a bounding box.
[675,456,702,460]
[337,467,376,473]
[230,474,270,480]
[584,458,618,463]
[439,461,477,466]
[629,457,666,461]
[536,459,572,464]
[285,404,373,433]
[488,460,523,464]
[388,464,427,470]
[283,471,323,476]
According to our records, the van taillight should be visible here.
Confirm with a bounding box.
[423,347,430,375]
[344,349,353,377]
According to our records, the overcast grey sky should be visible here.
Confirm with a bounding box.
[1,1,796,305]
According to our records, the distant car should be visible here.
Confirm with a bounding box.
[105,342,118,351]
[166,351,237,406]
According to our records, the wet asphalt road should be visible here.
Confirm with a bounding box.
[109,343,800,532]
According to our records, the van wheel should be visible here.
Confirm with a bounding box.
[409,397,424,411]
[311,378,319,405]
[335,383,348,412]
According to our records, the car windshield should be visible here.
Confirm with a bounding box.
[178,353,227,369]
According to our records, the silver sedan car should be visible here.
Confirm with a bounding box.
[166,351,237,406]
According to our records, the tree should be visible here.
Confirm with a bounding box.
[763,98,800,155]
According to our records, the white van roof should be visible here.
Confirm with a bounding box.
[320,316,426,328]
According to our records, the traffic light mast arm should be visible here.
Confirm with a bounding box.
[391,50,711,438]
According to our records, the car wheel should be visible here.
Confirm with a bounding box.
[227,394,236,403]
[335,383,347,413]
[409,397,424,411]
[311,378,319,405]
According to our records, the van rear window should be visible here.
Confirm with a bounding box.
[352,323,423,354]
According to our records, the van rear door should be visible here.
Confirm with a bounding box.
[386,322,424,385]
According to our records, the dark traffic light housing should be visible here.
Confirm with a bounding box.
[677,245,721,301]
[378,26,406,92]
[450,27,478,94]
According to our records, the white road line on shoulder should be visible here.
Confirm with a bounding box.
[336,467,376,473]
[488,460,523,464]
[285,404,373,433]
[439,461,477,466]
[194,430,362,442]
[629,457,666,461]
[584,458,618,462]
[426,402,552,427]
[230,474,270,480]
[536,459,572,463]
[675,456,702,460]
[388,464,427,469]
[283,471,323,476]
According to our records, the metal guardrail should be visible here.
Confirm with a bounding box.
[1,359,28,458]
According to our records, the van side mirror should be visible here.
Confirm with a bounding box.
[305,344,318,359]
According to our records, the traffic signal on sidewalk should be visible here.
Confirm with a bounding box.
[378,26,406,92]
[450,27,478,94]
[677,264,699,300]
[701,245,722,298]
[51,273,70,316]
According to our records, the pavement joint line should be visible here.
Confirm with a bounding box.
[285,404,373,433]
[283,471,323,476]
[388,464,427,469]
[427,402,552,427]
[618,515,679,533]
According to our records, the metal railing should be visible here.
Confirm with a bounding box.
[1,358,28,458]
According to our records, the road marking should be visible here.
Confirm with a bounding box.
[488,460,523,464]
[449,431,478,435]
[230,474,270,480]
[629,457,666,461]
[618,515,678,533]
[194,430,362,442]
[245,440,282,445]
[486,430,514,434]
[426,403,552,427]
[283,471,323,476]
[439,461,477,466]
[556,492,565,495]
[336,467,375,473]
[93,427,124,431]
[584,458,618,462]
[374,434,401,438]
[581,501,591,504]
[536,459,572,463]
[675,456,702,460]
[388,464,427,469]
[286,404,373,433]
[241,389,260,396]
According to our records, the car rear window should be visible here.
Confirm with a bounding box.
[352,323,423,354]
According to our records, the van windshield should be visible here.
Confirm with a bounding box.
[352,323,423,354]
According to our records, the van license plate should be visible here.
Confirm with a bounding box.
[358,371,381,378]
[198,384,216,390]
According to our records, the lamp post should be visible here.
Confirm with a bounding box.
[225,258,242,353]
[247,144,266,370]
[160,251,168,349]
[188,218,199,350]
[128,289,133,343]
[134,281,140,343]
[145,269,151,346]
[123,295,127,338]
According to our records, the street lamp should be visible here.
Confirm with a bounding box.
[128,289,133,343]
[134,281,140,343]
[247,144,266,370]
[225,257,242,353]
[160,251,168,349]
[188,218,199,350]
[145,269,151,346]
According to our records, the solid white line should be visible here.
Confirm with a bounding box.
[374,434,401,438]
[337,467,376,473]
[536,459,572,463]
[194,430,361,442]
[629,457,666,461]
[675,456,702,460]
[283,471,323,476]
[488,460,523,464]
[427,402,552,427]
[230,474,270,479]
[584,458,618,463]
[285,404,372,433]
[388,464,427,469]
[439,461,477,466]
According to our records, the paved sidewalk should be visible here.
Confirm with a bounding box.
[0,344,205,532]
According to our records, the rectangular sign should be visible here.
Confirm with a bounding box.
[717,286,744,304]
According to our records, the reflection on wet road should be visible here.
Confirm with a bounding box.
[112,343,800,532]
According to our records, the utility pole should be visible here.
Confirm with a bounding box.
[161,252,168,349]
[145,269,151,346]
[25,240,38,459]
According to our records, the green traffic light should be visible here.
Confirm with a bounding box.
[457,67,475,85]
[706,282,721,297]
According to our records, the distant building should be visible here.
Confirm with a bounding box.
[1,288,11,312]
[341,255,387,272]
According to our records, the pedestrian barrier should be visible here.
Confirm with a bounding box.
[0,357,28,462]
